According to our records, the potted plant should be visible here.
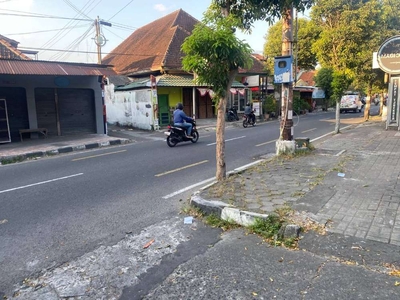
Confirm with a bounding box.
[263,95,277,120]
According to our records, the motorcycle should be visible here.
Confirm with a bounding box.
[164,119,199,147]
[242,112,256,128]
[226,107,239,122]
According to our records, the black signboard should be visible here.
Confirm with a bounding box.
[387,77,400,127]
[378,36,400,74]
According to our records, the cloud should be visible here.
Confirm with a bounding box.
[153,4,167,12]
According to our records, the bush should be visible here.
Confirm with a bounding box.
[263,95,278,114]
[293,97,310,114]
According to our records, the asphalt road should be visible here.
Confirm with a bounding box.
[0,109,372,295]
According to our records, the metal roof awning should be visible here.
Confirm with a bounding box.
[115,74,246,91]
[0,59,117,76]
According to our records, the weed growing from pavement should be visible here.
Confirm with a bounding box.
[204,214,240,231]
[0,155,25,165]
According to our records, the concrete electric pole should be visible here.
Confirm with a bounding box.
[276,7,296,155]
[94,16,112,64]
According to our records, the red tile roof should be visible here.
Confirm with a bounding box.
[103,10,267,76]
[297,70,316,86]
[239,54,267,74]
[103,9,198,75]
[0,36,30,60]
[0,59,116,76]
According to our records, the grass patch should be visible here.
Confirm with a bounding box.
[204,214,240,231]
[180,204,204,219]
[248,215,283,239]
[0,155,25,165]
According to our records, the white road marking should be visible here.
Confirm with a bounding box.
[72,150,127,161]
[163,159,265,199]
[155,160,208,177]
[301,128,316,133]
[310,125,352,142]
[256,140,276,147]
[207,136,246,146]
[0,173,84,194]
[162,177,216,199]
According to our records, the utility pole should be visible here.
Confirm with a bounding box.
[94,16,112,64]
[276,7,296,154]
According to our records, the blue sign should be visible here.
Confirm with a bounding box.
[274,56,293,84]
[54,77,70,87]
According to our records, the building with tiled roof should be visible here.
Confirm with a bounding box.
[0,34,31,60]
[103,9,268,127]
[103,9,197,76]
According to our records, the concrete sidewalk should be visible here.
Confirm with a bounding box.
[192,120,400,246]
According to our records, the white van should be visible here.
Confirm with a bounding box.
[340,92,363,113]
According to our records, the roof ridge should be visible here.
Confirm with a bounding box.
[0,40,30,60]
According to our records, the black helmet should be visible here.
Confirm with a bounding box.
[246,102,250,106]
[176,103,183,110]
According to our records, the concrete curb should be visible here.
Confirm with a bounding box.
[0,138,131,165]
[190,193,269,227]
[190,158,272,227]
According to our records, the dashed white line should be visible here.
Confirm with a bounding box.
[207,136,246,146]
[0,173,84,194]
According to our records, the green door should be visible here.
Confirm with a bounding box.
[158,94,170,126]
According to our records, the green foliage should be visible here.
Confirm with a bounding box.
[205,214,240,231]
[211,0,314,30]
[181,17,253,101]
[263,94,278,114]
[293,96,310,114]
[331,70,352,102]
[248,215,283,239]
[264,18,318,72]
[314,67,333,100]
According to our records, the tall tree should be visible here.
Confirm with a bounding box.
[182,17,253,181]
[264,18,319,74]
[187,0,314,180]
[310,0,384,131]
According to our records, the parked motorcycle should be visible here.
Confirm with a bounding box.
[226,107,239,122]
[242,113,256,128]
[164,119,199,147]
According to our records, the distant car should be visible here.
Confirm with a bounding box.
[340,93,363,113]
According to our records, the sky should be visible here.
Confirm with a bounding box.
[0,0,271,64]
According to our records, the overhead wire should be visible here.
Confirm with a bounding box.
[62,0,92,19]
[40,0,96,53]
[4,25,89,36]
[50,24,94,60]
[107,0,134,21]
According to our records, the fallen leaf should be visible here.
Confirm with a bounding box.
[395,281,400,286]
[143,239,155,249]
[245,247,247,251]
[252,292,258,296]
[269,277,274,282]
[0,219,8,225]
[278,257,284,262]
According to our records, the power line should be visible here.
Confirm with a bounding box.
[4,25,89,36]
[18,46,169,58]
[62,0,92,20]
[107,0,135,21]
[103,27,125,40]
[41,0,96,53]
[0,12,92,21]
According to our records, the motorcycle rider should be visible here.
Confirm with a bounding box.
[173,103,193,138]
[244,102,256,124]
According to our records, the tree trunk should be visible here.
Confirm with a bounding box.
[334,100,340,134]
[364,96,371,121]
[215,70,237,181]
[379,91,384,116]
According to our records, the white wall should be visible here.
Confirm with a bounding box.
[104,84,154,130]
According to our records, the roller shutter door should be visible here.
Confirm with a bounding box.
[35,88,96,136]
[58,89,96,135]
